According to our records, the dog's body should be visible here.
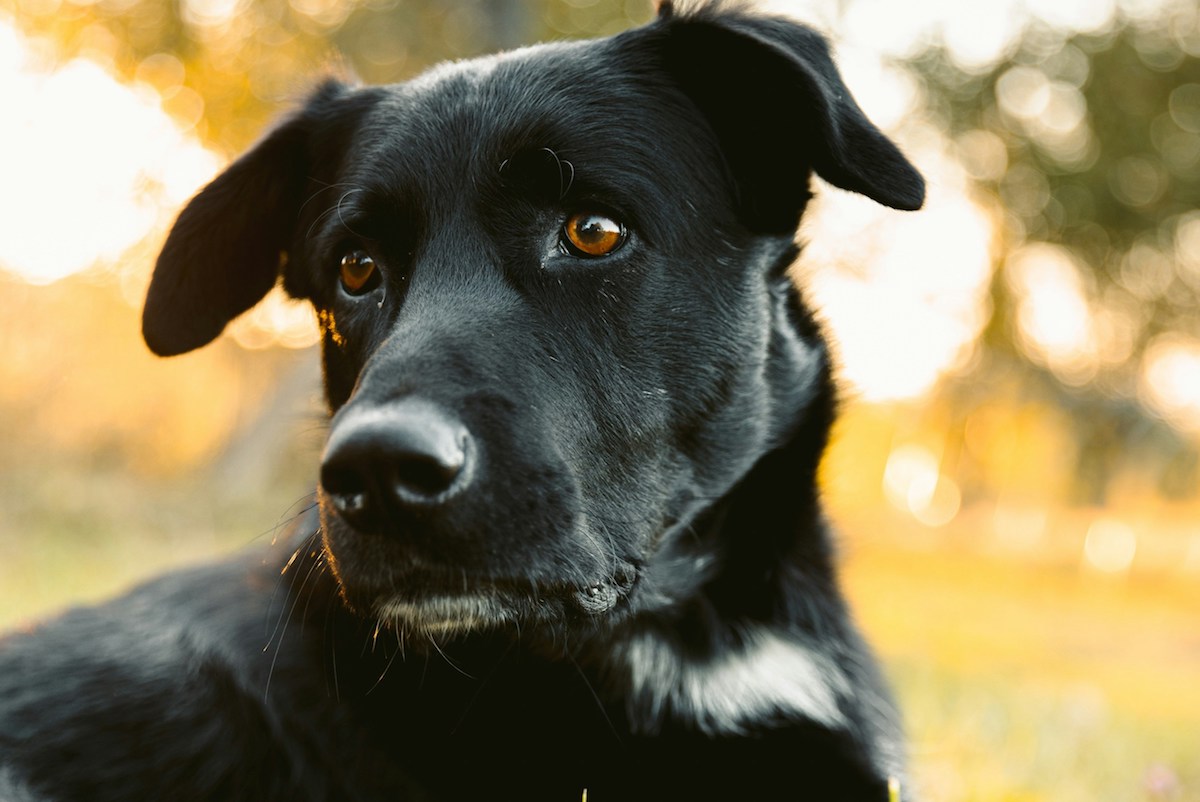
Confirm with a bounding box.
[0,4,924,800]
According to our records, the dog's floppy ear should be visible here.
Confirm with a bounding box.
[651,5,925,231]
[143,80,373,356]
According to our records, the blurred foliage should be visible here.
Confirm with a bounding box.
[3,0,650,151]
[913,9,1200,504]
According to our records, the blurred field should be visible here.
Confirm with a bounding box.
[842,519,1200,802]
[824,404,1200,802]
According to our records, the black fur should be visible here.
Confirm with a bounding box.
[0,5,924,801]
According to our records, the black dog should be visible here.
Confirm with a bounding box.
[0,3,924,800]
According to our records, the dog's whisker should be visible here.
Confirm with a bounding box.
[371,619,383,653]
[323,583,342,702]
[448,640,516,735]
[274,543,324,633]
[334,188,364,237]
[366,637,402,696]
[396,618,407,662]
[569,655,622,744]
[299,558,328,626]
[263,545,326,700]
[304,203,343,241]
[428,635,474,680]
[264,528,321,644]
[297,180,361,219]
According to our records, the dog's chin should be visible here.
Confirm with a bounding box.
[372,593,512,639]
[326,565,524,640]
[319,512,643,640]
[328,562,640,644]
[358,576,638,642]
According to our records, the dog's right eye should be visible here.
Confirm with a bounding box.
[339,250,380,296]
[561,212,626,258]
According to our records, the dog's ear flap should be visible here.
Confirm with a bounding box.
[653,9,925,231]
[143,80,366,356]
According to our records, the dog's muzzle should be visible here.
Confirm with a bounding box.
[320,398,475,530]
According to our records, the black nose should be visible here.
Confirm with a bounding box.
[320,399,474,529]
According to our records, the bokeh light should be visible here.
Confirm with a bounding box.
[1141,335,1200,431]
[1083,518,1139,573]
[882,443,963,526]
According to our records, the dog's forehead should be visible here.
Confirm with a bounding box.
[344,36,715,193]
[376,37,638,133]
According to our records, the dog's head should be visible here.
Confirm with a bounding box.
[143,5,922,643]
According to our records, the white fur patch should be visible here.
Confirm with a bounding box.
[623,627,849,736]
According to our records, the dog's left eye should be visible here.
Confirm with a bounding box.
[560,212,626,258]
[339,250,380,296]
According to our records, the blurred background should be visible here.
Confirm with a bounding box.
[0,0,1197,798]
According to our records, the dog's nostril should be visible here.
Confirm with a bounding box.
[333,492,368,517]
[393,442,466,499]
[320,399,475,529]
[324,478,369,516]
[319,462,374,526]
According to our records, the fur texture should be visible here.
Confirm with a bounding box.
[0,5,924,800]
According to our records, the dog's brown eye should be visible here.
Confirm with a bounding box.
[339,250,379,295]
[561,212,625,257]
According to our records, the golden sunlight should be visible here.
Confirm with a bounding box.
[802,146,995,402]
[0,16,219,285]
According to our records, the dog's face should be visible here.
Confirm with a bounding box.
[142,7,922,643]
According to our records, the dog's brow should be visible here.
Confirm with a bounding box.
[307,189,395,247]
[497,146,575,201]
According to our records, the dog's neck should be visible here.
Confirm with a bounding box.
[587,362,904,782]
[591,277,861,731]
[630,274,839,618]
